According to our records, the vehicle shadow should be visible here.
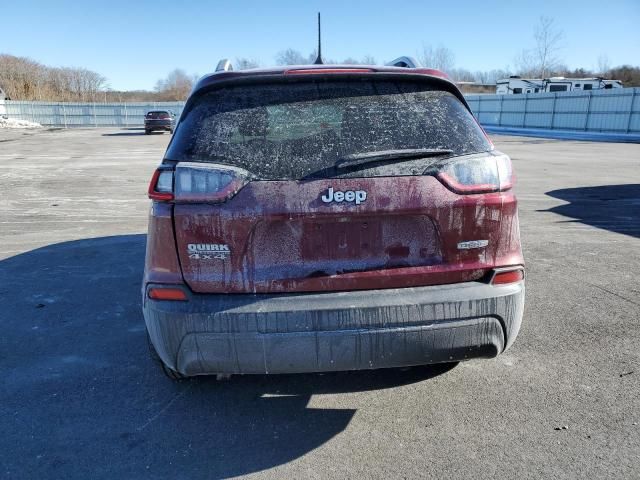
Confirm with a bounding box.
[102,130,169,136]
[0,234,454,479]
[544,184,640,238]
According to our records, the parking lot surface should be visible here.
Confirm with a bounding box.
[1,128,638,479]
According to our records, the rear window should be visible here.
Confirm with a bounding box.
[147,111,170,119]
[167,80,491,179]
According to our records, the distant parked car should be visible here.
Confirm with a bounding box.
[144,62,525,380]
[144,110,175,134]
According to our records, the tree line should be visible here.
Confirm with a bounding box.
[2,16,639,102]
[0,54,108,102]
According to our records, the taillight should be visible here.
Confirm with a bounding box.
[491,268,524,285]
[148,163,250,203]
[436,153,513,194]
[148,286,188,301]
[174,162,250,203]
[148,168,174,201]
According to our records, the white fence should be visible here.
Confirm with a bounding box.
[3,88,640,134]
[466,88,640,134]
[2,101,184,128]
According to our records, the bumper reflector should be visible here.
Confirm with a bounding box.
[148,287,188,301]
[491,269,524,285]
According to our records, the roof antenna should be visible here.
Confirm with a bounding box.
[313,12,323,65]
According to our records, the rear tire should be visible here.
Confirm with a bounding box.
[144,129,150,135]
[147,333,187,381]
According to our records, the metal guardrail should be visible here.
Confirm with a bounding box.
[2,88,640,134]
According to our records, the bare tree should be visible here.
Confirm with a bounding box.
[309,49,336,64]
[275,49,308,65]
[483,69,512,84]
[235,58,260,70]
[155,69,196,100]
[340,55,377,65]
[449,68,475,82]
[514,49,537,78]
[597,54,611,75]
[275,48,339,65]
[517,16,563,78]
[606,65,640,86]
[0,54,44,100]
[533,16,563,78]
[417,44,455,73]
[472,70,489,83]
[0,54,107,101]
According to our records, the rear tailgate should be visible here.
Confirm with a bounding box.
[173,175,518,293]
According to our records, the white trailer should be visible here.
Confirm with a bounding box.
[496,76,622,94]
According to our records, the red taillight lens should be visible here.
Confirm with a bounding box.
[148,168,174,201]
[436,153,513,194]
[174,163,250,203]
[491,269,524,285]
[148,287,188,301]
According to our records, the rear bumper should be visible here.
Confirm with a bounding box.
[143,280,524,376]
[144,122,172,130]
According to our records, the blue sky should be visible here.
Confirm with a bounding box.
[3,0,639,90]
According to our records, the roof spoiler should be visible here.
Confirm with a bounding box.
[385,56,421,68]
[215,59,233,72]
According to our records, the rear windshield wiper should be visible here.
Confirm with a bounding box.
[336,148,454,169]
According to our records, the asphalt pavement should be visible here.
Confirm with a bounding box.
[0,128,638,479]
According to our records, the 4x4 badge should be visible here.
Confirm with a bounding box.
[321,187,367,205]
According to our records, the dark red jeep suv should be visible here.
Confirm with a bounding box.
[143,64,525,379]
[144,110,175,135]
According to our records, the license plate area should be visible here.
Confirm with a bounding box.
[302,217,382,260]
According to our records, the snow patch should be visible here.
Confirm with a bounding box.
[0,117,42,129]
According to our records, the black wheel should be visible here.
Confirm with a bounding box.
[147,333,187,380]
[144,129,150,135]
[169,129,174,134]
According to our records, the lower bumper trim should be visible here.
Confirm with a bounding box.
[177,317,503,375]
